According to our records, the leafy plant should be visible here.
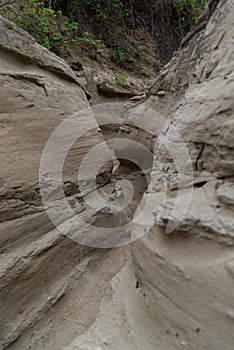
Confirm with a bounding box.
[114,72,130,86]
[76,32,105,53]
[177,0,208,25]
[62,20,78,31]
[0,0,106,55]
[112,49,126,64]
[79,0,126,22]
[0,0,73,51]
[93,39,105,53]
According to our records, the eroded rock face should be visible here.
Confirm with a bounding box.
[1,0,234,347]
[0,17,114,348]
[132,0,234,349]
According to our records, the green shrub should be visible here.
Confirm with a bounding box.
[0,0,73,51]
[112,49,126,64]
[0,0,105,55]
[114,73,130,86]
[177,0,208,24]
[76,32,105,53]
[93,39,105,53]
[79,0,127,22]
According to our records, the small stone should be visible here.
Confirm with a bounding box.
[157,90,166,97]
[129,94,146,102]
[18,308,24,315]
[97,82,135,98]
[119,126,130,133]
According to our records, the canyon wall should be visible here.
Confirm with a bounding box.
[0,17,114,348]
[0,0,234,348]
[132,0,234,349]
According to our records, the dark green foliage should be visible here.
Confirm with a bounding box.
[112,49,127,65]
[0,0,209,62]
[177,0,209,32]
[0,0,105,55]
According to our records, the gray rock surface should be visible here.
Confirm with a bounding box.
[0,17,114,348]
[97,81,136,98]
[1,0,234,348]
[132,0,234,349]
